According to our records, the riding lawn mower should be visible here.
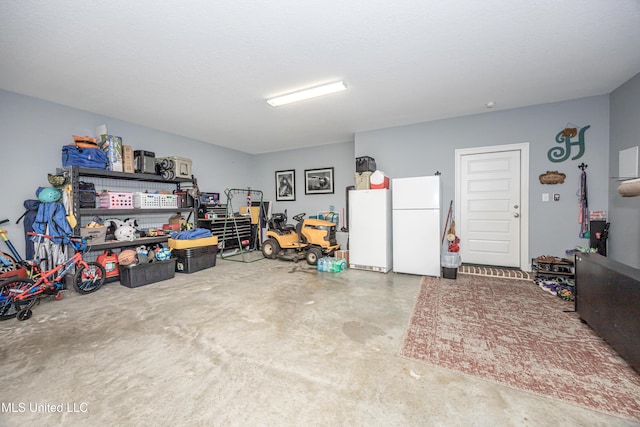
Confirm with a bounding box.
[261,211,340,265]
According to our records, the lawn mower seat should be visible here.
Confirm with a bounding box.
[271,213,295,232]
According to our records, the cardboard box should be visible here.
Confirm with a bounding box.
[335,250,349,267]
[355,172,372,190]
[98,134,123,172]
[123,145,134,174]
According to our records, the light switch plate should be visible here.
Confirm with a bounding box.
[542,193,549,202]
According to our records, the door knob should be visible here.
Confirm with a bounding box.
[514,213,520,218]
[514,204,519,209]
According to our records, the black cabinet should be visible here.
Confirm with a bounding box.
[576,253,640,372]
[196,205,253,250]
[69,166,197,251]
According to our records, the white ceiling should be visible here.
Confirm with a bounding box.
[1,1,639,154]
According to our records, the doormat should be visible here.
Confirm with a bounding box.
[459,264,532,280]
[400,275,640,421]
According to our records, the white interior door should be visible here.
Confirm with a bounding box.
[456,146,527,268]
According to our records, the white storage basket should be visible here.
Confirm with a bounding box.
[133,193,178,209]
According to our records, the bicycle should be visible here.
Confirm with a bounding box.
[0,218,40,278]
[0,233,106,321]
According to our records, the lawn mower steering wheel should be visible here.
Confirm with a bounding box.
[292,213,306,222]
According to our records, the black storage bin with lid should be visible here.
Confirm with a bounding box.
[119,258,176,288]
[173,245,217,273]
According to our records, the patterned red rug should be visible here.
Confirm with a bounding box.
[400,275,640,421]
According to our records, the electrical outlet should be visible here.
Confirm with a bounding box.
[542,193,549,202]
[554,194,560,201]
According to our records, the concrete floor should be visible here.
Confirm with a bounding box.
[0,258,637,427]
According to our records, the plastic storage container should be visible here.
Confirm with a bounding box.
[99,192,133,209]
[167,236,218,250]
[441,251,462,268]
[119,258,176,288]
[370,170,390,189]
[441,251,461,280]
[133,193,178,209]
[173,245,217,273]
[442,267,458,279]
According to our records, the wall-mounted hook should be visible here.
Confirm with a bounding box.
[578,163,588,171]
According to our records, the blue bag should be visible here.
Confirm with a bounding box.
[172,228,213,240]
[61,145,108,169]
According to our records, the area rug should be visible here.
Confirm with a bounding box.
[400,275,640,421]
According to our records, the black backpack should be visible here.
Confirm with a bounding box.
[79,181,96,208]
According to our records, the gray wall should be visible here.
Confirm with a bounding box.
[609,72,640,268]
[354,96,610,260]
[0,88,619,267]
[0,89,252,257]
[251,141,355,228]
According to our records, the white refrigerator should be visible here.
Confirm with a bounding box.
[392,176,441,276]
[348,189,392,273]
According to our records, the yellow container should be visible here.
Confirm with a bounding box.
[168,236,218,250]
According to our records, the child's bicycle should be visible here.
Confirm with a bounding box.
[0,233,106,321]
[0,218,40,278]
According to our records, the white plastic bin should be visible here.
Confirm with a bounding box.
[441,251,462,268]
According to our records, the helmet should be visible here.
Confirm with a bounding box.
[114,225,136,241]
[47,173,69,187]
[37,187,62,203]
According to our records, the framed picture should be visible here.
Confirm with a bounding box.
[304,167,334,195]
[275,170,296,201]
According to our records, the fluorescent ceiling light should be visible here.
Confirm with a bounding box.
[267,81,347,107]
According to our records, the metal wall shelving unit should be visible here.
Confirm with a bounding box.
[69,166,197,252]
